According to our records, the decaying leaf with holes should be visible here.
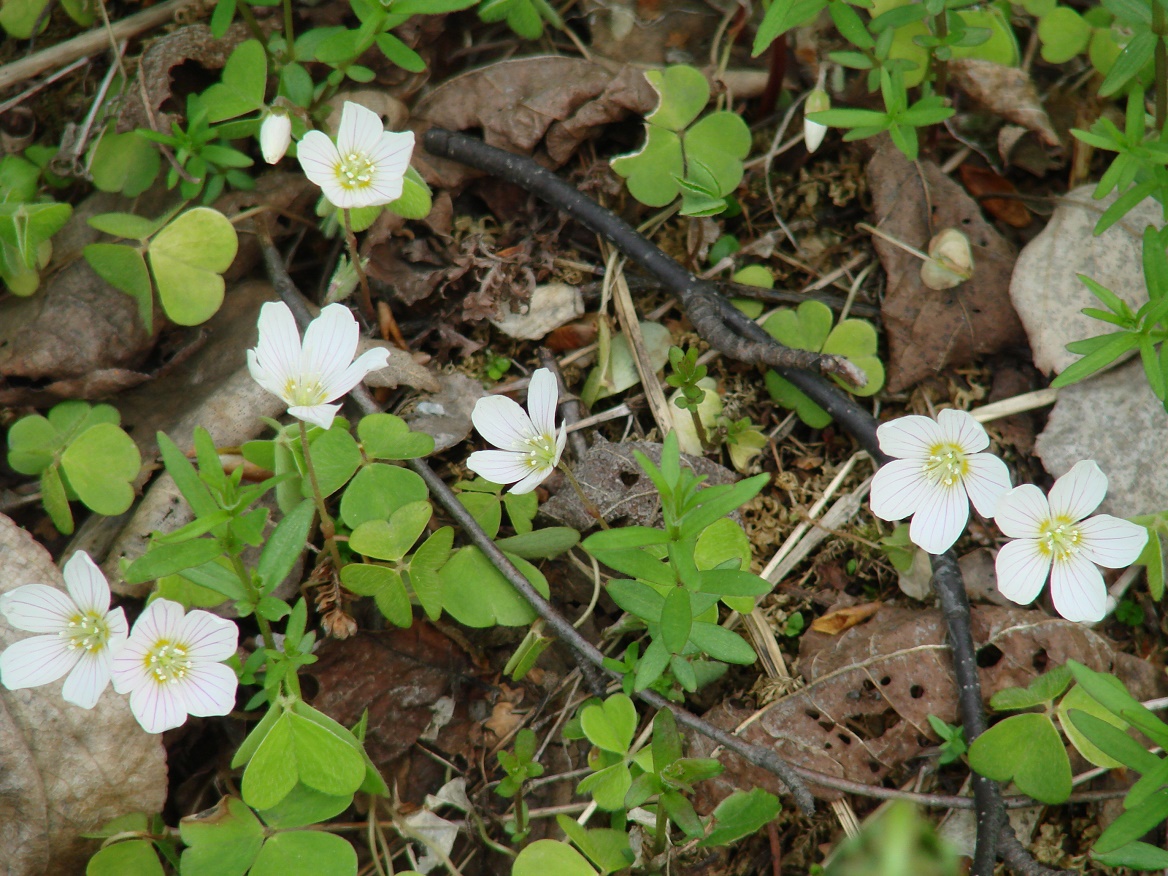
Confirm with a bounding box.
[688,605,1165,806]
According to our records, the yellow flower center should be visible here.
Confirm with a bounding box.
[61,612,110,653]
[922,442,969,488]
[336,152,376,191]
[1037,516,1082,562]
[523,433,558,469]
[145,641,192,685]
[283,376,328,407]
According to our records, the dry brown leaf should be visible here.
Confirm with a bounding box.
[809,601,881,635]
[0,514,167,875]
[414,57,656,188]
[691,605,1164,805]
[868,144,1027,391]
[948,59,1061,148]
[958,164,1032,228]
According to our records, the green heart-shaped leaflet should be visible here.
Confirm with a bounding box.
[644,65,710,131]
[357,413,435,460]
[339,463,428,528]
[438,546,549,627]
[148,207,239,326]
[179,796,264,876]
[610,126,683,208]
[967,712,1071,804]
[513,840,598,876]
[683,111,751,196]
[60,422,141,516]
[202,40,267,122]
[580,693,637,755]
[249,830,357,876]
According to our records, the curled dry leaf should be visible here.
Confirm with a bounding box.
[948,58,1061,148]
[1009,186,1158,375]
[414,57,657,188]
[809,601,882,635]
[0,514,168,875]
[868,143,1026,391]
[690,605,1165,805]
[958,164,1032,229]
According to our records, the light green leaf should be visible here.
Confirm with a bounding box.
[340,463,429,527]
[644,65,709,131]
[86,841,164,876]
[610,126,684,208]
[250,831,357,876]
[179,796,264,876]
[84,243,154,330]
[147,207,239,326]
[303,427,362,497]
[349,500,432,561]
[967,713,1071,804]
[684,111,751,196]
[202,40,268,122]
[580,693,637,754]
[357,412,434,460]
[438,546,549,627]
[60,423,141,516]
[512,840,597,876]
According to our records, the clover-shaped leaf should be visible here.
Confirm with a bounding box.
[339,463,429,528]
[610,126,684,208]
[349,500,432,562]
[644,65,710,131]
[179,796,264,876]
[61,422,141,516]
[147,207,239,326]
[242,710,366,810]
[438,546,549,627]
[684,111,751,195]
[968,712,1071,804]
[357,413,435,460]
[202,40,267,123]
[340,564,412,627]
[580,694,637,754]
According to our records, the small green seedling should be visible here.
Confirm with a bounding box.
[478,0,563,38]
[84,206,240,331]
[611,65,751,216]
[497,728,544,840]
[763,300,884,427]
[925,715,966,765]
[7,401,141,535]
[0,153,72,296]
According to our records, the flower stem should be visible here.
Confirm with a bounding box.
[298,421,345,573]
[558,462,609,529]
[341,208,407,350]
[687,407,709,450]
[282,0,295,45]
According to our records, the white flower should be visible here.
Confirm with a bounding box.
[467,368,567,495]
[804,88,830,154]
[297,101,415,210]
[869,409,1011,554]
[247,301,390,431]
[994,460,1148,623]
[111,599,238,734]
[260,111,292,164]
[0,551,127,709]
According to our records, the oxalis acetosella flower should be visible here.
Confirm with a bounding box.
[869,409,1012,554]
[467,368,567,495]
[111,599,239,734]
[247,301,390,431]
[0,551,127,709]
[297,101,415,210]
[994,460,1147,623]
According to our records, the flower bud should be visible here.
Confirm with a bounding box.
[804,88,831,154]
[260,111,292,164]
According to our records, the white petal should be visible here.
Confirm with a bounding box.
[61,649,112,709]
[288,403,341,431]
[526,369,559,438]
[1077,515,1149,568]
[869,458,931,521]
[908,482,969,554]
[937,408,990,453]
[180,610,238,662]
[994,484,1050,539]
[321,348,391,401]
[252,302,302,386]
[62,551,110,615]
[552,424,568,468]
[876,415,943,459]
[320,181,363,211]
[472,395,536,452]
[366,130,415,200]
[130,680,187,734]
[962,452,1012,518]
[467,449,532,486]
[111,637,152,694]
[0,635,78,689]
[335,101,384,157]
[1050,554,1108,623]
[106,608,129,645]
[302,304,360,384]
[1048,460,1107,522]
[994,539,1051,606]
[133,599,186,645]
[297,131,342,190]
[247,349,290,402]
[179,662,238,718]
[509,464,555,495]
[0,584,76,633]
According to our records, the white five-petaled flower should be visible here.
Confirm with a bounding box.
[994,460,1147,623]
[297,101,415,210]
[111,599,238,734]
[0,551,127,709]
[260,111,292,164]
[467,368,567,495]
[869,409,1012,554]
[247,301,390,431]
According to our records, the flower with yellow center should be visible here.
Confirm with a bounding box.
[247,301,390,430]
[466,368,567,495]
[297,101,415,210]
[0,551,128,709]
[994,460,1147,623]
[869,409,1012,554]
[112,599,238,734]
